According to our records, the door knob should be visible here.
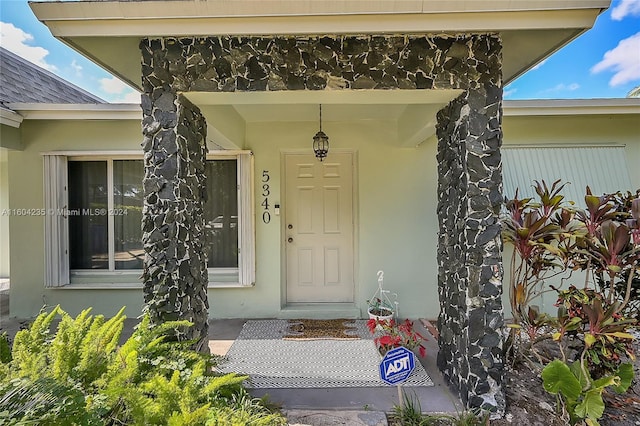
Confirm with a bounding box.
[288,237,293,243]
[288,224,293,229]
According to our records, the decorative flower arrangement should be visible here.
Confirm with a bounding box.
[367,318,427,358]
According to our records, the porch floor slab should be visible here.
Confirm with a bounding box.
[210,318,462,414]
[216,319,434,389]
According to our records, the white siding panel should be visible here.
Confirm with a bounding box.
[502,146,633,206]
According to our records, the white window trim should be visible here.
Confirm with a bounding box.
[43,150,255,288]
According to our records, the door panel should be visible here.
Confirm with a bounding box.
[285,152,354,303]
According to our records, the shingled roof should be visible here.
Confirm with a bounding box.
[0,47,104,105]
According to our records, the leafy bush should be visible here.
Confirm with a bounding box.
[542,359,633,425]
[0,306,286,426]
[502,181,638,423]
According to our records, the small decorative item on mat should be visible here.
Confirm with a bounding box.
[284,319,360,340]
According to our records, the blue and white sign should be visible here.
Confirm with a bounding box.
[379,346,415,385]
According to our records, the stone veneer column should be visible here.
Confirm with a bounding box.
[436,77,505,411]
[140,82,209,351]
[138,35,507,403]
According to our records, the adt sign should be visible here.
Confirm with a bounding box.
[379,346,415,385]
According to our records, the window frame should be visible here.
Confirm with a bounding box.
[43,150,255,288]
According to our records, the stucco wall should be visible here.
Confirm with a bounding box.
[6,112,638,319]
[209,119,440,319]
[0,149,9,278]
[6,116,441,319]
[503,114,640,186]
[7,119,145,318]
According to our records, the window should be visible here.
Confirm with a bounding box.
[44,151,254,288]
[67,159,144,271]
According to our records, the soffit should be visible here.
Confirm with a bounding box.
[30,1,609,89]
[185,89,463,149]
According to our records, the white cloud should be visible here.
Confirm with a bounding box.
[591,32,640,86]
[99,76,140,103]
[611,0,640,20]
[114,91,141,104]
[99,76,130,94]
[71,60,83,76]
[0,21,56,71]
[503,87,517,98]
[530,59,547,71]
[542,83,580,93]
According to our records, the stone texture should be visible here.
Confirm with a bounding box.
[140,35,495,93]
[435,34,506,415]
[140,32,506,410]
[140,91,210,353]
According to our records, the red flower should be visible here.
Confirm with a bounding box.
[368,317,428,357]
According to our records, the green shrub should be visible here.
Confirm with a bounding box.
[0,377,100,426]
[0,306,286,426]
[542,359,633,425]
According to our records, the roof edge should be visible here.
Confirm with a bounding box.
[8,99,639,121]
[0,107,24,128]
[503,98,640,116]
[6,103,140,120]
[30,0,611,20]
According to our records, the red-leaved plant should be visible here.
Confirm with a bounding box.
[367,318,427,358]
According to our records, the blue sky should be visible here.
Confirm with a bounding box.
[1,0,639,103]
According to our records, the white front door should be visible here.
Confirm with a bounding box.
[285,152,354,303]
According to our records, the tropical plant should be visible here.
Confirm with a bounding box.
[502,180,581,327]
[542,359,633,425]
[573,189,640,310]
[553,287,636,375]
[503,183,639,338]
[502,181,639,424]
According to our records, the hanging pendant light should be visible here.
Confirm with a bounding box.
[312,104,329,161]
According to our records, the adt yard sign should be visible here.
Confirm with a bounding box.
[379,346,415,385]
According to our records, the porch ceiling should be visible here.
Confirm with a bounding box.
[184,89,463,149]
[30,1,610,90]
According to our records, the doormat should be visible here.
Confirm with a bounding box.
[284,319,360,340]
[217,320,434,389]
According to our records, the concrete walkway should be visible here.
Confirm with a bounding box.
[1,313,463,426]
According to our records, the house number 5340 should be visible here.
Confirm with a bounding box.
[261,170,270,224]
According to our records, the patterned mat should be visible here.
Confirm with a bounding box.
[217,320,434,388]
[284,319,361,340]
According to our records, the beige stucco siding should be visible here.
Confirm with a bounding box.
[1,149,9,278]
[503,114,640,186]
[8,119,145,318]
[7,117,442,319]
[209,120,441,319]
[5,110,639,319]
